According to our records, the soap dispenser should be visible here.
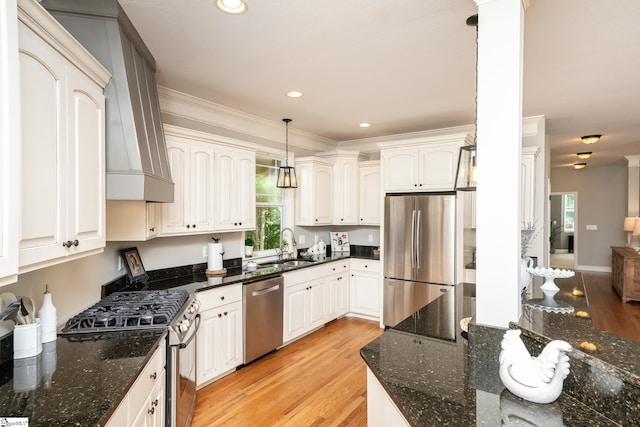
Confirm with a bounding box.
[39,284,57,343]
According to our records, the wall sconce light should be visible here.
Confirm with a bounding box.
[581,135,601,145]
[573,163,587,170]
[576,152,592,159]
[277,118,297,188]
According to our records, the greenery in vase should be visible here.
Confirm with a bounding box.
[244,236,254,247]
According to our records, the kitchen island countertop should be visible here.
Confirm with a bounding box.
[361,276,631,426]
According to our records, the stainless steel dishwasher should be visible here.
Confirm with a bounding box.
[243,276,284,364]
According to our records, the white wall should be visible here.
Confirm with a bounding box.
[551,164,627,270]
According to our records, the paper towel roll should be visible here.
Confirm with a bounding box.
[208,243,223,271]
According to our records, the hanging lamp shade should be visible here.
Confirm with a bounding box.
[455,14,478,192]
[277,118,297,188]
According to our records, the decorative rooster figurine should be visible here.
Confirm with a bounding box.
[499,329,573,404]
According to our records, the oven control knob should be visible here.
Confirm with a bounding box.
[193,300,201,311]
[178,319,190,333]
[188,301,199,314]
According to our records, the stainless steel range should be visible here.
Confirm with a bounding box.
[60,289,201,427]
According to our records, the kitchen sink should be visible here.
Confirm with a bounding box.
[257,263,286,269]
[284,260,313,267]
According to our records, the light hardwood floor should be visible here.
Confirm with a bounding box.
[582,271,640,342]
[191,317,383,427]
[192,273,640,427]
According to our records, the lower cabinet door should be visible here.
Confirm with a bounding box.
[131,370,166,427]
[351,272,380,317]
[196,308,224,386]
[307,279,327,330]
[284,283,307,342]
[218,302,243,373]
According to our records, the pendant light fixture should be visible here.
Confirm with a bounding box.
[455,14,479,192]
[277,118,297,188]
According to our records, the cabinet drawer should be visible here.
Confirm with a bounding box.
[128,343,166,414]
[351,259,379,273]
[327,261,350,274]
[198,284,242,309]
[284,264,329,287]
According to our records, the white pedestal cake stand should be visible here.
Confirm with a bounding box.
[525,267,575,314]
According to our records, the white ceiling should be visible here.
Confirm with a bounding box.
[120,0,640,169]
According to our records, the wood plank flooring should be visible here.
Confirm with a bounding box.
[582,271,640,342]
[191,317,383,427]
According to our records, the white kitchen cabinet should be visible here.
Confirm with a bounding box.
[160,137,215,235]
[367,368,410,427]
[350,259,380,319]
[196,284,243,388]
[521,146,540,227]
[106,340,166,427]
[283,277,327,343]
[316,151,368,225]
[106,201,160,241]
[326,262,350,321]
[359,161,381,225]
[18,1,110,273]
[0,0,19,286]
[379,133,472,192]
[214,146,256,231]
[295,158,334,226]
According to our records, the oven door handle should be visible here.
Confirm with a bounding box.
[178,313,200,349]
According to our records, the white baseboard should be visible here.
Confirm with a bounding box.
[575,264,611,273]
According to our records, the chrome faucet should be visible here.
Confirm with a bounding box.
[280,227,297,260]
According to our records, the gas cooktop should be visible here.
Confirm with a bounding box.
[61,290,189,334]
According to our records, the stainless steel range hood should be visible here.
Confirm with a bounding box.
[41,0,174,202]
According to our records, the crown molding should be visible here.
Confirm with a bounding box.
[157,86,335,153]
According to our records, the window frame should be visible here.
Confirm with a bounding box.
[563,194,575,233]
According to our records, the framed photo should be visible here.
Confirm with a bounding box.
[120,247,149,284]
[330,232,350,252]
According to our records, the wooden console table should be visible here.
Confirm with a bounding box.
[611,246,640,302]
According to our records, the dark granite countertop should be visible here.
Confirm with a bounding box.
[0,329,166,426]
[145,251,379,295]
[360,280,623,426]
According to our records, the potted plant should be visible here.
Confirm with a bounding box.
[244,236,254,257]
[549,220,561,254]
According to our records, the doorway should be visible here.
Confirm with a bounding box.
[549,192,577,269]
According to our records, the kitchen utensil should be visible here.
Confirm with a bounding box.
[21,297,36,324]
[1,292,17,311]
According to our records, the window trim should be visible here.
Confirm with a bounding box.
[563,194,574,233]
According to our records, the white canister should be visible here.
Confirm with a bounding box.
[39,285,57,343]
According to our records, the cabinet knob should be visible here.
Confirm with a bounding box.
[220,296,225,300]
[73,240,79,247]
[341,218,344,221]
[315,219,318,222]
[360,218,364,221]
[149,227,155,232]
[351,274,354,277]
[152,399,159,407]
[224,311,228,316]
[234,222,238,226]
[365,265,368,268]
[239,222,242,226]
[186,224,190,229]
[414,184,417,187]
[419,184,422,187]
[150,372,157,380]
[218,313,222,318]
[148,407,155,415]
[193,224,196,228]
[62,241,71,248]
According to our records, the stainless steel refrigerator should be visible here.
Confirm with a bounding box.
[383,193,456,337]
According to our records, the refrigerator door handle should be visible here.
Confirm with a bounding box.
[416,209,422,269]
[411,209,416,268]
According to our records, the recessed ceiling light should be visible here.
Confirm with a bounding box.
[573,162,587,170]
[359,123,371,128]
[215,0,248,14]
[286,91,303,98]
[580,134,602,144]
[577,152,592,159]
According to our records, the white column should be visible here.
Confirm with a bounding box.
[474,0,528,328]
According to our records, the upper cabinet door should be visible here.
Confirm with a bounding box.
[382,149,419,191]
[18,10,108,273]
[189,144,215,232]
[295,158,334,226]
[359,162,381,225]
[417,143,458,191]
[214,147,256,231]
[0,0,20,286]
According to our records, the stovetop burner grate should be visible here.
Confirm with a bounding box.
[61,290,189,334]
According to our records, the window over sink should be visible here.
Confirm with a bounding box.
[245,157,285,256]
